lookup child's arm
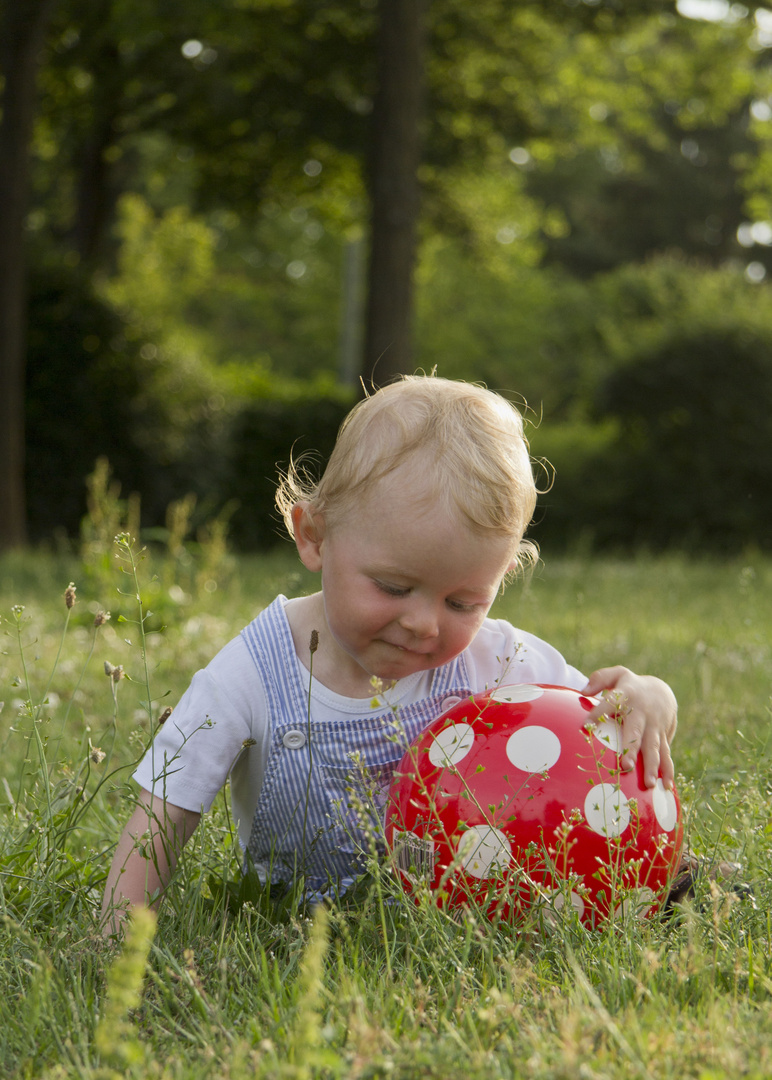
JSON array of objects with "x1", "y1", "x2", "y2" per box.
[
  {"x1": 101, "y1": 787, "x2": 201, "y2": 936},
  {"x1": 582, "y1": 666, "x2": 678, "y2": 791}
]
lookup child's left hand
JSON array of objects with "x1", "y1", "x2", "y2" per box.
[{"x1": 581, "y1": 666, "x2": 677, "y2": 791}]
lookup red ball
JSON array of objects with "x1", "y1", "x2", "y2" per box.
[{"x1": 385, "y1": 684, "x2": 683, "y2": 927}]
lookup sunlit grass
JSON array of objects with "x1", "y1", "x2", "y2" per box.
[{"x1": 0, "y1": 538, "x2": 770, "y2": 1078}]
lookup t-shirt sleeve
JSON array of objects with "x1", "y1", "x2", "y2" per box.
[
  {"x1": 132, "y1": 636, "x2": 264, "y2": 814},
  {"x1": 466, "y1": 618, "x2": 586, "y2": 692}
]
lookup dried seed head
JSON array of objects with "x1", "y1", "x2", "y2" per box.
[
  {"x1": 90, "y1": 745, "x2": 106, "y2": 765},
  {"x1": 309, "y1": 629, "x2": 319, "y2": 655},
  {"x1": 157, "y1": 706, "x2": 173, "y2": 726},
  {"x1": 104, "y1": 661, "x2": 125, "y2": 682},
  {"x1": 94, "y1": 610, "x2": 111, "y2": 627},
  {"x1": 64, "y1": 583, "x2": 77, "y2": 609}
]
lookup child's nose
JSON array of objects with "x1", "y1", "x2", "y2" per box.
[{"x1": 400, "y1": 600, "x2": 440, "y2": 639}]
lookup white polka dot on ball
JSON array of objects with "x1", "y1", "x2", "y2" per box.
[
  {"x1": 652, "y1": 779, "x2": 678, "y2": 831},
  {"x1": 553, "y1": 889, "x2": 586, "y2": 918},
  {"x1": 428, "y1": 723, "x2": 475, "y2": 768},
  {"x1": 584, "y1": 783, "x2": 631, "y2": 838},
  {"x1": 488, "y1": 684, "x2": 544, "y2": 703},
  {"x1": 506, "y1": 725, "x2": 562, "y2": 773},
  {"x1": 615, "y1": 887, "x2": 656, "y2": 920},
  {"x1": 457, "y1": 826, "x2": 512, "y2": 879},
  {"x1": 591, "y1": 717, "x2": 624, "y2": 755},
  {"x1": 538, "y1": 886, "x2": 586, "y2": 922}
]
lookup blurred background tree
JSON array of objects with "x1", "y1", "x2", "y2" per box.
[
  {"x1": 2, "y1": 0, "x2": 772, "y2": 551},
  {"x1": 0, "y1": 0, "x2": 58, "y2": 550}
]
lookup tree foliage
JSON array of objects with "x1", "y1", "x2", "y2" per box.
[{"x1": 6, "y1": 0, "x2": 772, "y2": 548}]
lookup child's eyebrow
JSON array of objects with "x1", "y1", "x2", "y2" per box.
[{"x1": 366, "y1": 560, "x2": 416, "y2": 577}]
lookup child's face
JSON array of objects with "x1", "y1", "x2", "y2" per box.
[{"x1": 295, "y1": 472, "x2": 518, "y2": 697}]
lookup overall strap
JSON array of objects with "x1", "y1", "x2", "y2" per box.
[{"x1": 241, "y1": 596, "x2": 309, "y2": 727}]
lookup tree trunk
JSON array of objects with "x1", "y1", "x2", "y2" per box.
[
  {"x1": 362, "y1": 0, "x2": 426, "y2": 389},
  {"x1": 72, "y1": 37, "x2": 122, "y2": 264},
  {"x1": 0, "y1": 0, "x2": 58, "y2": 550}
]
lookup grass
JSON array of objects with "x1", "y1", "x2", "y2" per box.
[{"x1": 0, "y1": 532, "x2": 771, "y2": 1079}]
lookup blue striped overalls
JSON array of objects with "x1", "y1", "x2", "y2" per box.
[{"x1": 241, "y1": 597, "x2": 473, "y2": 893}]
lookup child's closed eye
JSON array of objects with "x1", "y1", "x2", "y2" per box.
[
  {"x1": 374, "y1": 580, "x2": 410, "y2": 598},
  {"x1": 446, "y1": 598, "x2": 477, "y2": 613}
]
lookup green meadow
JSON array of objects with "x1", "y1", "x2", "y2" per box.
[{"x1": 1, "y1": 535, "x2": 771, "y2": 1079}]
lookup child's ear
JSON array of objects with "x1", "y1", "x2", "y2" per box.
[
  {"x1": 505, "y1": 547, "x2": 524, "y2": 576},
  {"x1": 292, "y1": 503, "x2": 325, "y2": 572}
]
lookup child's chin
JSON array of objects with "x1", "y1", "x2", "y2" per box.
[{"x1": 374, "y1": 654, "x2": 433, "y2": 680}]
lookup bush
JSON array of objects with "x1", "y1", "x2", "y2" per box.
[
  {"x1": 591, "y1": 326, "x2": 772, "y2": 550},
  {"x1": 24, "y1": 267, "x2": 355, "y2": 550},
  {"x1": 25, "y1": 269, "x2": 153, "y2": 541},
  {"x1": 528, "y1": 419, "x2": 622, "y2": 550},
  {"x1": 533, "y1": 325, "x2": 772, "y2": 551},
  {"x1": 225, "y1": 385, "x2": 355, "y2": 550}
]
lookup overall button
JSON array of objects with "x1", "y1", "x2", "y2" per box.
[
  {"x1": 441, "y1": 696, "x2": 462, "y2": 711},
  {"x1": 283, "y1": 730, "x2": 307, "y2": 749}
]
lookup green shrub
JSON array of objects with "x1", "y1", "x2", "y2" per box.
[
  {"x1": 24, "y1": 265, "x2": 354, "y2": 552},
  {"x1": 533, "y1": 324, "x2": 772, "y2": 552},
  {"x1": 590, "y1": 326, "x2": 772, "y2": 550},
  {"x1": 526, "y1": 259, "x2": 772, "y2": 551},
  {"x1": 25, "y1": 268, "x2": 151, "y2": 540},
  {"x1": 225, "y1": 384, "x2": 355, "y2": 550},
  {"x1": 528, "y1": 419, "x2": 622, "y2": 550},
  {"x1": 25, "y1": 268, "x2": 230, "y2": 543}
]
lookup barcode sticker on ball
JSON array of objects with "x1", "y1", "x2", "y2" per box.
[{"x1": 392, "y1": 830, "x2": 437, "y2": 880}]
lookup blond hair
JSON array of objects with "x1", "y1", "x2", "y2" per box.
[{"x1": 276, "y1": 375, "x2": 539, "y2": 569}]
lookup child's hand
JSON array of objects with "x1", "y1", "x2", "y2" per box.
[{"x1": 581, "y1": 666, "x2": 677, "y2": 791}]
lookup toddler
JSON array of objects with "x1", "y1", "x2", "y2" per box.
[{"x1": 102, "y1": 375, "x2": 677, "y2": 930}]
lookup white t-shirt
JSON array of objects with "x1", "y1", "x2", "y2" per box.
[{"x1": 134, "y1": 608, "x2": 585, "y2": 852}]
